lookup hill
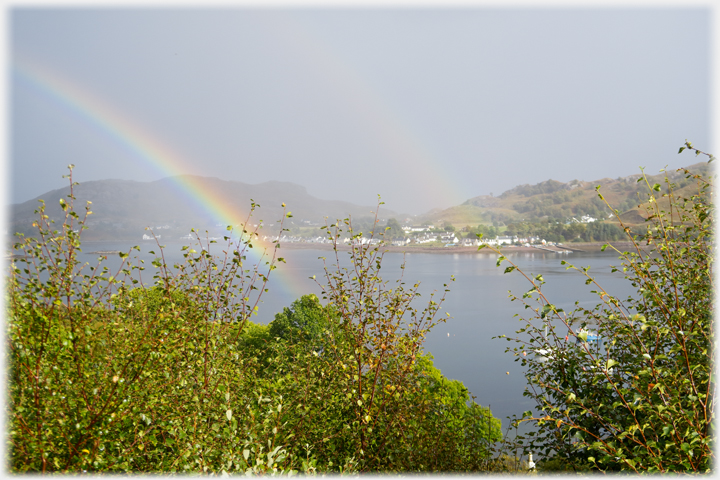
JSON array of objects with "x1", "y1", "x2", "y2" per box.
[
  {"x1": 10, "y1": 163, "x2": 709, "y2": 242},
  {"x1": 9, "y1": 176, "x2": 402, "y2": 241},
  {"x1": 415, "y1": 162, "x2": 711, "y2": 228}
]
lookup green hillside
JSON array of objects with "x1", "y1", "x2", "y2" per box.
[{"x1": 416, "y1": 162, "x2": 710, "y2": 229}]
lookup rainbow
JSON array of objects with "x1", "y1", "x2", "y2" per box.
[
  {"x1": 13, "y1": 15, "x2": 470, "y2": 306},
  {"x1": 267, "y1": 13, "x2": 468, "y2": 207},
  {"x1": 12, "y1": 58, "x2": 313, "y2": 303}
]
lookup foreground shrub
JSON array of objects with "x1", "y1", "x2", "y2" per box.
[
  {"x1": 490, "y1": 143, "x2": 714, "y2": 473},
  {"x1": 235, "y1": 213, "x2": 503, "y2": 472},
  {"x1": 7, "y1": 166, "x2": 297, "y2": 473},
  {"x1": 8, "y1": 166, "x2": 501, "y2": 473}
]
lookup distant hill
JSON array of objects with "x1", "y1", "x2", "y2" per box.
[
  {"x1": 415, "y1": 162, "x2": 711, "y2": 228},
  {"x1": 9, "y1": 176, "x2": 402, "y2": 241},
  {"x1": 10, "y1": 163, "x2": 710, "y2": 242}
]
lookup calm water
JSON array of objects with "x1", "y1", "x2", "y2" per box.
[{"x1": 70, "y1": 241, "x2": 635, "y2": 431}]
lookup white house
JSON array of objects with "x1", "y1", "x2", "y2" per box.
[
  {"x1": 570, "y1": 215, "x2": 597, "y2": 224},
  {"x1": 496, "y1": 235, "x2": 516, "y2": 245},
  {"x1": 403, "y1": 225, "x2": 434, "y2": 232},
  {"x1": 437, "y1": 233, "x2": 459, "y2": 244},
  {"x1": 479, "y1": 237, "x2": 499, "y2": 246}
]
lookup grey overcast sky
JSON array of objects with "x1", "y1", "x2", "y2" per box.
[{"x1": 9, "y1": 6, "x2": 712, "y2": 214}]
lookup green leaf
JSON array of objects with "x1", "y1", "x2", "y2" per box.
[{"x1": 540, "y1": 304, "x2": 553, "y2": 319}]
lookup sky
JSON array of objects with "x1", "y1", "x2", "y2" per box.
[{"x1": 8, "y1": 5, "x2": 713, "y2": 215}]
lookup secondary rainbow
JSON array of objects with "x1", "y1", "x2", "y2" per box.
[{"x1": 267, "y1": 13, "x2": 470, "y2": 208}]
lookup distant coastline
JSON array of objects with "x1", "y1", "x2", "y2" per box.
[
  {"x1": 279, "y1": 241, "x2": 637, "y2": 255},
  {"x1": 6, "y1": 240, "x2": 639, "y2": 257}
]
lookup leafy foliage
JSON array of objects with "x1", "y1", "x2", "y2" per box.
[
  {"x1": 239, "y1": 213, "x2": 504, "y2": 472},
  {"x1": 7, "y1": 167, "x2": 502, "y2": 473},
  {"x1": 489, "y1": 142, "x2": 714, "y2": 473},
  {"x1": 8, "y1": 166, "x2": 293, "y2": 473}
]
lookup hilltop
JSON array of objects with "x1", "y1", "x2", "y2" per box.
[{"x1": 415, "y1": 162, "x2": 711, "y2": 228}]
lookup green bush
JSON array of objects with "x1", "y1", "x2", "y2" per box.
[
  {"x1": 233, "y1": 214, "x2": 503, "y2": 472},
  {"x1": 490, "y1": 142, "x2": 714, "y2": 473},
  {"x1": 7, "y1": 166, "x2": 302, "y2": 473},
  {"x1": 8, "y1": 166, "x2": 502, "y2": 473}
]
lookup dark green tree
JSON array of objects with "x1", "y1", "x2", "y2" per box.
[
  {"x1": 383, "y1": 218, "x2": 405, "y2": 240},
  {"x1": 268, "y1": 294, "x2": 338, "y2": 348}
]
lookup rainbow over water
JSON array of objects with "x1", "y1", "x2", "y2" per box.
[{"x1": 13, "y1": 58, "x2": 312, "y2": 302}]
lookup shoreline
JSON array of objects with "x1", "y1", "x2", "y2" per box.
[
  {"x1": 278, "y1": 241, "x2": 638, "y2": 255},
  {"x1": 28, "y1": 239, "x2": 641, "y2": 256}
]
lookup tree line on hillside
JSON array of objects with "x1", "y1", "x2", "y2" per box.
[
  {"x1": 511, "y1": 192, "x2": 609, "y2": 220},
  {"x1": 375, "y1": 219, "x2": 624, "y2": 244},
  {"x1": 502, "y1": 220, "x2": 626, "y2": 243},
  {"x1": 483, "y1": 162, "x2": 713, "y2": 226}
]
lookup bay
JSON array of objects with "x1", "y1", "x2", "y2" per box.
[{"x1": 73, "y1": 240, "x2": 636, "y2": 431}]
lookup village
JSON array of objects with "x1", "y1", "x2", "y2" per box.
[
  {"x1": 137, "y1": 216, "x2": 602, "y2": 253},
  {"x1": 256, "y1": 224, "x2": 568, "y2": 250}
]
